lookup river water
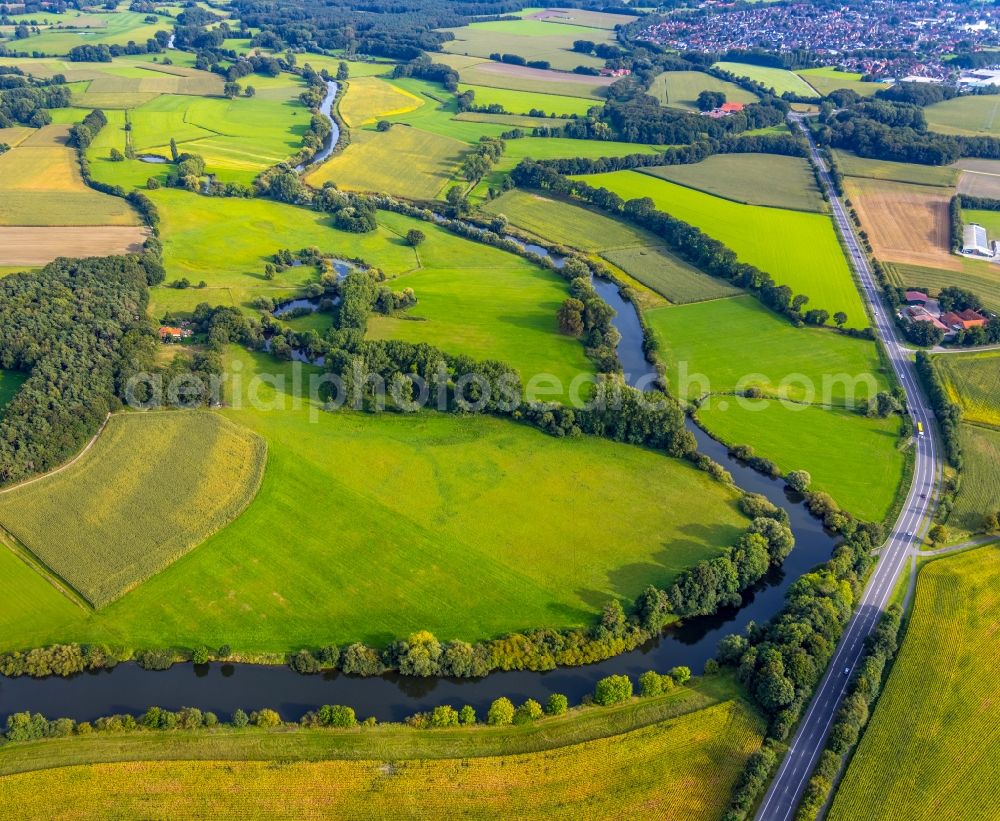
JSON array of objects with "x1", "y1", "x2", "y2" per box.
[
  {"x1": 0, "y1": 221, "x2": 838, "y2": 724},
  {"x1": 295, "y1": 81, "x2": 339, "y2": 172}
]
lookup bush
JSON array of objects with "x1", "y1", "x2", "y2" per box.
[
  {"x1": 513, "y1": 698, "x2": 543, "y2": 724},
  {"x1": 459, "y1": 705, "x2": 477, "y2": 725},
  {"x1": 135, "y1": 649, "x2": 175, "y2": 671},
  {"x1": 487, "y1": 697, "x2": 515, "y2": 726},
  {"x1": 639, "y1": 670, "x2": 664, "y2": 697},
  {"x1": 669, "y1": 666, "x2": 691, "y2": 685},
  {"x1": 430, "y1": 705, "x2": 460, "y2": 727},
  {"x1": 191, "y1": 646, "x2": 210, "y2": 665},
  {"x1": 289, "y1": 649, "x2": 321, "y2": 674},
  {"x1": 250, "y1": 709, "x2": 282, "y2": 728},
  {"x1": 231, "y1": 708, "x2": 249, "y2": 728},
  {"x1": 594, "y1": 674, "x2": 633, "y2": 706},
  {"x1": 546, "y1": 693, "x2": 568, "y2": 715}
]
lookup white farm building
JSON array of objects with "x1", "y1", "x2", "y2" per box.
[{"x1": 962, "y1": 223, "x2": 994, "y2": 258}]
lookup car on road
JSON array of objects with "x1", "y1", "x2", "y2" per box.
[{"x1": 844, "y1": 667, "x2": 850, "y2": 676}]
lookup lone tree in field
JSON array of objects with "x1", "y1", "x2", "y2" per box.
[
  {"x1": 169, "y1": 137, "x2": 178, "y2": 162},
  {"x1": 697, "y1": 90, "x2": 726, "y2": 111},
  {"x1": 405, "y1": 229, "x2": 426, "y2": 247},
  {"x1": 109, "y1": 147, "x2": 124, "y2": 161},
  {"x1": 223, "y1": 81, "x2": 242, "y2": 99},
  {"x1": 557, "y1": 298, "x2": 585, "y2": 337},
  {"x1": 928, "y1": 524, "x2": 948, "y2": 545},
  {"x1": 244, "y1": 85, "x2": 256, "y2": 97},
  {"x1": 834, "y1": 311, "x2": 848, "y2": 327},
  {"x1": 376, "y1": 119, "x2": 391, "y2": 132}
]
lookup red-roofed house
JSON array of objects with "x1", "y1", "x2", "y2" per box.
[
  {"x1": 719, "y1": 102, "x2": 746, "y2": 113},
  {"x1": 159, "y1": 326, "x2": 192, "y2": 341},
  {"x1": 905, "y1": 290, "x2": 929, "y2": 304},
  {"x1": 907, "y1": 306, "x2": 948, "y2": 331},
  {"x1": 941, "y1": 309, "x2": 987, "y2": 331}
]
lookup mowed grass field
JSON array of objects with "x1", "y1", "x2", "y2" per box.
[
  {"x1": 955, "y1": 159, "x2": 1000, "y2": 198},
  {"x1": 645, "y1": 295, "x2": 889, "y2": 403},
  {"x1": 440, "y1": 19, "x2": 610, "y2": 71},
  {"x1": 0, "y1": 124, "x2": 138, "y2": 226},
  {"x1": 3, "y1": 11, "x2": 172, "y2": 54},
  {"x1": 648, "y1": 70, "x2": 758, "y2": 112},
  {"x1": 832, "y1": 149, "x2": 959, "y2": 187},
  {"x1": 0, "y1": 350, "x2": 749, "y2": 651},
  {"x1": 458, "y1": 83, "x2": 597, "y2": 116},
  {"x1": 829, "y1": 547, "x2": 1000, "y2": 821},
  {"x1": 794, "y1": 67, "x2": 886, "y2": 97},
  {"x1": 0, "y1": 412, "x2": 266, "y2": 608},
  {"x1": 434, "y1": 54, "x2": 614, "y2": 101},
  {"x1": 934, "y1": 351, "x2": 1000, "y2": 428},
  {"x1": 697, "y1": 401, "x2": 905, "y2": 522},
  {"x1": 0, "y1": 698, "x2": 763, "y2": 821},
  {"x1": 574, "y1": 171, "x2": 868, "y2": 325},
  {"x1": 950, "y1": 424, "x2": 1000, "y2": 534},
  {"x1": 641, "y1": 153, "x2": 826, "y2": 212},
  {"x1": 845, "y1": 177, "x2": 957, "y2": 271},
  {"x1": 925, "y1": 94, "x2": 1000, "y2": 136},
  {"x1": 483, "y1": 189, "x2": 740, "y2": 303},
  {"x1": 712, "y1": 62, "x2": 819, "y2": 97}
]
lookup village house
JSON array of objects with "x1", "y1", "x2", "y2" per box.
[
  {"x1": 701, "y1": 101, "x2": 746, "y2": 118},
  {"x1": 158, "y1": 325, "x2": 193, "y2": 342},
  {"x1": 941, "y1": 309, "x2": 988, "y2": 331}
]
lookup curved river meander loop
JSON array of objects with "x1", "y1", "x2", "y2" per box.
[{"x1": 0, "y1": 169, "x2": 839, "y2": 724}]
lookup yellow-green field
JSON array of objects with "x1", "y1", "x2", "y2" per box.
[
  {"x1": 951, "y1": 424, "x2": 1000, "y2": 535},
  {"x1": 829, "y1": 547, "x2": 1000, "y2": 821},
  {"x1": 0, "y1": 124, "x2": 138, "y2": 226},
  {"x1": 795, "y1": 67, "x2": 886, "y2": 97},
  {"x1": 0, "y1": 698, "x2": 763, "y2": 821},
  {"x1": 648, "y1": 70, "x2": 758, "y2": 112},
  {"x1": 934, "y1": 351, "x2": 1000, "y2": 428},
  {"x1": 832, "y1": 149, "x2": 959, "y2": 187},
  {"x1": 0, "y1": 412, "x2": 266, "y2": 608},
  {"x1": 339, "y1": 76, "x2": 423, "y2": 127},
  {"x1": 307, "y1": 124, "x2": 468, "y2": 199},
  {"x1": 925, "y1": 94, "x2": 1000, "y2": 137},
  {"x1": 712, "y1": 62, "x2": 819, "y2": 98}
]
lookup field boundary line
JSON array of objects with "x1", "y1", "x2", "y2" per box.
[
  {"x1": 0, "y1": 412, "x2": 110, "y2": 497},
  {"x1": 0, "y1": 525, "x2": 91, "y2": 610}
]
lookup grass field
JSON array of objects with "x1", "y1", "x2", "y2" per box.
[
  {"x1": 458, "y1": 83, "x2": 597, "y2": 116},
  {"x1": 306, "y1": 124, "x2": 468, "y2": 199},
  {"x1": 0, "y1": 350, "x2": 749, "y2": 651},
  {"x1": 829, "y1": 546, "x2": 1000, "y2": 820},
  {"x1": 925, "y1": 94, "x2": 1000, "y2": 137},
  {"x1": 951, "y1": 424, "x2": 1000, "y2": 534},
  {"x1": 0, "y1": 412, "x2": 266, "y2": 608},
  {"x1": 934, "y1": 351, "x2": 1000, "y2": 428},
  {"x1": 3, "y1": 11, "x2": 172, "y2": 54},
  {"x1": 483, "y1": 189, "x2": 739, "y2": 303},
  {"x1": 648, "y1": 71, "x2": 758, "y2": 111},
  {"x1": 435, "y1": 54, "x2": 614, "y2": 101},
  {"x1": 645, "y1": 295, "x2": 889, "y2": 404},
  {"x1": 794, "y1": 67, "x2": 886, "y2": 97},
  {"x1": 339, "y1": 76, "x2": 423, "y2": 127},
  {"x1": 844, "y1": 177, "x2": 956, "y2": 271},
  {"x1": 0, "y1": 124, "x2": 139, "y2": 226},
  {"x1": 697, "y1": 401, "x2": 905, "y2": 521},
  {"x1": 0, "y1": 700, "x2": 762, "y2": 820},
  {"x1": 440, "y1": 20, "x2": 610, "y2": 72},
  {"x1": 574, "y1": 171, "x2": 868, "y2": 325},
  {"x1": 517, "y1": 7, "x2": 638, "y2": 30},
  {"x1": 883, "y1": 260, "x2": 1000, "y2": 314},
  {"x1": 832, "y1": 149, "x2": 960, "y2": 187},
  {"x1": 641, "y1": 153, "x2": 826, "y2": 212},
  {"x1": 712, "y1": 62, "x2": 819, "y2": 98},
  {"x1": 84, "y1": 81, "x2": 310, "y2": 187},
  {"x1": 147, "y1": 192, "x2": 598, "y2": 389}
]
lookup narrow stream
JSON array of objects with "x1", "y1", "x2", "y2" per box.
[
  {"x1": 0, "y1": 226, "x2": 839, "y2": 724},
  {"x1": 295, "y1": 80, "x2": 339, "y2": 172}
]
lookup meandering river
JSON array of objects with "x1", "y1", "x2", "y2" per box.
[{"x1": 0, "y1": 253, "x2": 837, "y2": 722}]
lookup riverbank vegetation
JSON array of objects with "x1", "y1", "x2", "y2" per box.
[{"x1": 0, "y1": 676, "x2": 762, "y2": 820}]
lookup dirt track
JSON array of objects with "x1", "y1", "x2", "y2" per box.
[
  {"x1": 0, "y1": 226, "x2": 149, "y2": 266},
  {"x1": 845, "y1": 177, "x2": 960, "y2": 270}
]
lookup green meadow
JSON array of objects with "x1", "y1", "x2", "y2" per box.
[
  {"x1": 648, "y1": 71, "x2": 758, "y2": 112},
  {"x1": 934, "y1": 350, "x2": 1000, "y2": 428},
  {"x1": 697, "y1": 401, "x2": 905, "y2": 522},
  {"x1": 0, "y1": 349, "x2": 748, "y2": 652},
  {"x1": 925, "y1": 94, "x2": 1000, "y2": 137},
  {"x1": 951, "y1": 424, "x2": 1000, "y2": 535},
  {"x1": 832, "y1": 149, "x2": 959, "y2": 187},
  {"x1": 440, "y1": 20, "x2": 610, "y2": 71},
  {"x1": 712, "y1": 62, "x2": 819, "y2": 98},
  {"x1": 458, "y1": 84, "x2": 597, "y2": 117},
  {"x1": 884, "y1": 260, "x2": 1000, "y2": 314},
  {"x1": 4, "y1": 11, "x2": 172, "y2": 54},
  {"x1": 645, "y1": 295, "x2": 889, "y2": 404},
  {"x1": 573, "y1": 170, "x2": 868, "y2": 325},
  {"x1": 484, "y1": 189, "x2": 739, "y2": 303},
  {"x1": 830, "y1": 547, "x2": 1000, "y2": 821},
  {"x1": 642, "y1": 153, "x2": 826, "y2": 212},
  {"x1": 794, "y1": 67, "x2": 886, "y2": 97}
]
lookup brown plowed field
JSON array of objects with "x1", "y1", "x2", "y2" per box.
[
  {"x1": 845, "y1": 177, "x2": 960, "y2": 270},
  {"x1": 0, "y1": 226, "x2": 148, "y2": 266}
]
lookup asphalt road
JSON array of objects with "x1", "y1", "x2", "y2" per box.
[{"x1": 754, "y1": 118, "x2": 942, "y2": 821}]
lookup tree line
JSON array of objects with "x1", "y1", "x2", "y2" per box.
[{"x1": 0, "y1": 71, "x2": 70, "y2": 128}]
